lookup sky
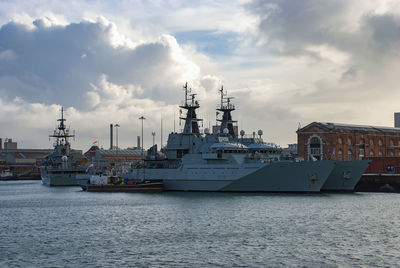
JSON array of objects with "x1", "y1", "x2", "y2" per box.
[{"x1": 0, "y1": 0, "x2": 400, "y2": 150}]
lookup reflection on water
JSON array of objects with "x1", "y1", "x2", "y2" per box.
[{"x1": 1, "y1": 180, "x2": 400, "y2": 267}]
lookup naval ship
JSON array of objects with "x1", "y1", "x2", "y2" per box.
[
  {"x1": 213, "y1": 86, "x2": 370, "y2": 192},
  {"x1": 41, "y1": 108, "x2": 85, "y2": 186},
  {"x1": 124, "y1": 83, "x2": 336, "y2": 192}
]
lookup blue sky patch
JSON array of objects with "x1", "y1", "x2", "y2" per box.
[{"x1": 174, "y1": 30, "x2": 239, "y2": 57}]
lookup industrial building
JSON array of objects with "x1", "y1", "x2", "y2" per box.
[{"x1": 0, "y1": 138, "x2": 53, "y2": 178}]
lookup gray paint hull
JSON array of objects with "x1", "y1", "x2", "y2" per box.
[
  {"x1": 321, "y1": 160, "x2": 370, "y2": 191},
  {"x1": 126, "y1": 160, "x2": 335, "y2": 192},
  {"x1": 40, "y1": 167, "x2": 81, "y2": 186}
]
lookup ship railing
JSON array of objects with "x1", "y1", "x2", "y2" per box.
[
  {"x1": 180, "y1": 100, "x2": 200, "y2": 108},
  {"x1": 217, "y1": 103, "x2": 235, "y2": 110}
]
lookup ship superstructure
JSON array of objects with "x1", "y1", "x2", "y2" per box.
[
  {"x1": 41, "y1": 108, "x2": 85, "y2": 186},
  {"x1": 124, "y1": 83, "x2": 335, "y2": 192}
]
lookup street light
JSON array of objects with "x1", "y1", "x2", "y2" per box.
[
  {"x1": 139, "y1": 116, "x2": 146, "y2": 182},
  {"x1": 139, "y1": 116, "x2": 146, "y2": 156},
  {"x1": 114, "y1": 124, "x2": 120, "y2": 171}
]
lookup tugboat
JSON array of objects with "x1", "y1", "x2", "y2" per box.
[
  {"x1": 123, "y1": 83, "x2": 335, "y2": 192},
  {"x1": 41, "y1": 108, "x2": 85, "y2": 186}
]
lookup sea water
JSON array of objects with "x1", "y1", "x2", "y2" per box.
[{"x1": 1, "y1": 180, "x2": 399, "y2": 267}]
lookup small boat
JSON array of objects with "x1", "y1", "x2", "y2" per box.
[
  {"x1": 84, "y1": 174, "x2": 163, "y2": 193},
  {"x1": 86, "y1": 181, "x2": 164, "y2": 193}
]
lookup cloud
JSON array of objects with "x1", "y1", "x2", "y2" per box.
[
  {"x1": 246, "y1": 0, "x2": 400, "y2": 68},
  {"x1": 0, "y1": 16, "x2": 201, "y2": 109},
  {"x1": 0, "y1": 16, "x2": 210, "y2": 149},
  {"x1": 240, "y1": 0, "x2": 400, "y2": 126}
]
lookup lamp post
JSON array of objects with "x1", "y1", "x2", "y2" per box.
[
  {"x1": 139, "y1": 116, "x2": 146, "y2": 181},
  {"x1": 139, "y1": 116, "x2": 146, "y2": 156},
  {"x1": 114, "y1": 124, "x2": 120, "y2": 172}
]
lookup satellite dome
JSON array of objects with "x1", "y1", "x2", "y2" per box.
[
  {"x1": 240, "y1": 130, "x2": 245, "y2": 137},
  {"x1": 61, "y1": 156, "x2": 68, "y2": 162},
  {"x1": 204, "y1": 128, "x2": 210, "y2": 134},
  {"x1": 223, "y1": 128, "x2": 229, "y2": 134},
  {"x1": 258, "y1": 129, "x2": 263, "y2": 136}
]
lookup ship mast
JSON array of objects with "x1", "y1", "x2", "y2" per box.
[
  {"x1": 217, "y1": 86, "x2": 237, "y2": 137},
  {"x1": 179, "y1": 82, "x2": 203, "y2": 136},
  {"x1": 49, "y1": 107, "x2": 74, "y2": 147}
]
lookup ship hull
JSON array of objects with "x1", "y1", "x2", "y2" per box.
[
  {"x1": 76, "y1": 174, "x2": 91, "y2": 189},
  {"x1": 40, "y1": 167, "x2": 81, "y2": 186},
  {"x1": 125, "y1": 160, "x2": 335, "y2": 192},
  {"x1": 321, "y1": 160, "x2": 371, "y2": 192}
]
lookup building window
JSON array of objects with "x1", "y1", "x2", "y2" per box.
[
  {"x1": 360, "y1": 139, "x2": 364, "y2": 145},
  {"x1": 378, "y1": 151, "x2": 383, "y2": 156},
  {"x1": 338, "y1": 150, "x2": 343, "y2": 160},
  {"x1": 338, "y1": 138, "x2": 342, "y2": 144},
  {"x1": 347, "y1": 138, "x2": 352, "y2": 146},
  {"x1": 309, "y1": 136, "x2": 322, "y2": 160},
  {"x1": 369, "y1": 150, "x2": 374, "y2": 156},
  {"x1": 359, "y1": 148, "x2": 365, "y2": 158},
  {"x1": 398, "y1": 152, "x2": 400, "y2": 157},
  {"x1": 398, "y1": 141, "x2": 400, "y2": 147},
  {"x1": 378, "y1": 139, "x2": 383, "y2": 146},
  {"x1": 390, "y1": 151, "x2": 394, "y2": 157},
  {"x1": 347, "y1": 150, "x2": 352, "y2": 160},
  {"x1": 370, "y1": 139, "x2": 374, "y2": 146},
  {"x1": 390, "y1": 140, "x2": 394, "y2": 147}
]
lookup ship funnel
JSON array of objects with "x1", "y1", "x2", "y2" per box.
[{"x1": 110, "y1": 124, "x2": 113, "y2": 149}]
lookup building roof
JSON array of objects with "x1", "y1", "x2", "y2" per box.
[
  {"x1": 96, "y1": 149, "x2": 144, "y2": 156},
  {"x1": 298, "y1": 122, "x2": 400, "y2": 134}
]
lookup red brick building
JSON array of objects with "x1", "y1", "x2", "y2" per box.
[{"x1": 297, "y1": 122, "x2": 400, "y2": 161}]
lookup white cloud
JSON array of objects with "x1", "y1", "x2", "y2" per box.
[{"x1": 0, "y1": 16, "x2": 208, "y2": 149}]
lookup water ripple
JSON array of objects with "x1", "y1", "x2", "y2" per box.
[{"x1": 1, "y1": 181, "x2": 400, "y2": 267}]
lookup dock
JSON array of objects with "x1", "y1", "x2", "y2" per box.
[{"x1": 355, "y1": 174, "x2": 400, "y2": 193}]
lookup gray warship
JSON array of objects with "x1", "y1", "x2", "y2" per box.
[
  {"x1": 216, "y1": 87, "x2": 369, "y2": 192},
  {"x1": 124, "y1": 83, "x2": 336, "y2": 192},
  {"x1": 41, "y1": 108, "x2": 85, "y2": 186}
]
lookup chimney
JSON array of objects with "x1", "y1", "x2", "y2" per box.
[
  {"x1": 110, "y1": 124, "x2": 113, "y2": 149},
  {"x1": 0, "y1": 138, "x2": 3, "y2": 150},
  {"x1": 137, "y1": 136, "x2": 140, "y2": 149},
  {"x1": 395, "y1": 113, "x2": 400, "y2": 128}
]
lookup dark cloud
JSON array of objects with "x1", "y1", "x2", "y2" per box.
[
  {"x1": 0, "y1": 17, "x2": 196, "y2": 109},
  {"x1": 246, "y1": 0, "x2": 400, "y2": 61}
]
